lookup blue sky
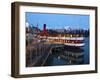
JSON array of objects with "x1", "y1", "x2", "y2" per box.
[{"x1": 25, "y1": 12, "x2": 89, "y2": 30}]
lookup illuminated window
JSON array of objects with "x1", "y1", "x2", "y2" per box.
[{"x1": 70, "y1": 34, "x2": 72, "y2": 37}]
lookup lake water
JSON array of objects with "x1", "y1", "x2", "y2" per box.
[{"x1": 44, "y1": 37, "x2": 89, "y2": 66}]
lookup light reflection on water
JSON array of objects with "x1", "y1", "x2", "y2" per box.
[{"x1": 44, "y1": 37, "x2": 89, "y2": 66}]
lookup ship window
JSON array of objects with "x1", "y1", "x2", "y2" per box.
[{"x1": 70, "y1": 35, "x2": 72, "y2": 37}]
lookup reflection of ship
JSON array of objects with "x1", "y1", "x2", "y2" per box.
[
  {"x1": 38, "y1": 24, "x2": 85, "y2": 47},
  {"x1": 51, "y1": 46, "x2": 84, "y2": 65}
]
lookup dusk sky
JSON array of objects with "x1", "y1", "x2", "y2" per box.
[{"x1": 25, "y1": 12, "x2": 89, "y2": 30}]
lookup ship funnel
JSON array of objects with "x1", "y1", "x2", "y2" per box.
[{"x1": 43, "y1": 24, "x2": 46, "y2": 33}]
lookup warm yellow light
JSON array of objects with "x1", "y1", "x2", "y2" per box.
[
  {"x1": 76, "y1": 34, "x2": 79, "y2": 37},
  {"x1": 70, "y1": 35, "x2": 72, "y2": 37}
]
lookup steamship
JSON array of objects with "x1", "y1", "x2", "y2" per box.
[{"x1": 38, "y1": 24, "x2": 85, "y2": 47}]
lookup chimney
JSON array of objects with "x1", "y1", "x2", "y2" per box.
[{"x1": 43, "y1": 24, "x2": 46, "y2": 33}]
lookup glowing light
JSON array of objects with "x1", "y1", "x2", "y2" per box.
[{"x1": 70, "y1": 35, "x2": 72, "y2": 37}]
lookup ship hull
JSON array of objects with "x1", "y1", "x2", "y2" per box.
[{"x1": 64, "y1": 43, "x2": 85, "y2": 47}]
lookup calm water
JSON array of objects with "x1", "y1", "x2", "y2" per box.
[{"x1": 44, "y1": 37, "x2": 89, "y2": 66}]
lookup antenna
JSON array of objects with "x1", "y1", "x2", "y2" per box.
[{"x1": 36, "y1": 23, "x2": 39, "y2": 33}]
